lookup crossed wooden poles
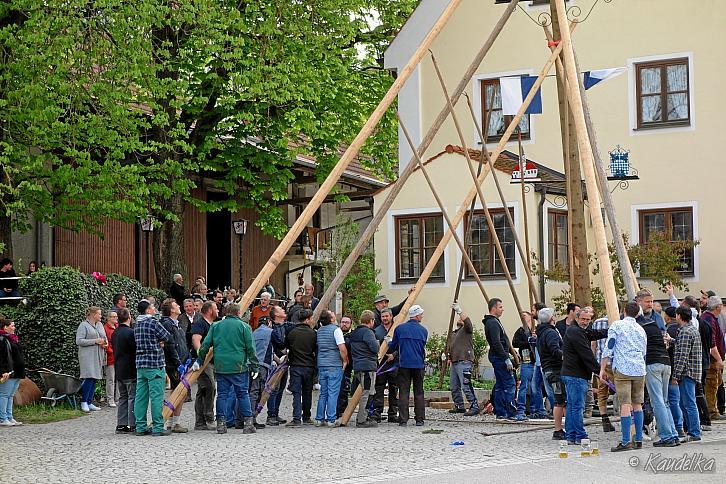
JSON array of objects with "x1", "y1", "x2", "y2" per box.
[{"x1": 164, "y1": 0, "x2": 635, "y2": 424}]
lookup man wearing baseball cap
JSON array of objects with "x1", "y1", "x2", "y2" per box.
[
  {"x1": 390, "y1": 304, "x2": 428, "y2": 426},
  {"x1": 700, "y1": 290, "x2": 716, "y2": 312},
  {"x1": 372, "y1": 286, "x2": 414, "y2": 328}
]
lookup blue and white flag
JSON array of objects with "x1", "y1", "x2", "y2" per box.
[
  {"x1": 583, "y1": 67, "x2": 626, "y2": 90},
  {"x1": 500, "y1": 76, "x2": 542, "y2": 116}
]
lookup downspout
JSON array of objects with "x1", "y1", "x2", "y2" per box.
[{"x1": 537, "y1": 187, "x2": 547, "y2": 303}]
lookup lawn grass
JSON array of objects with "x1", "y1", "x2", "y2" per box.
[{"x1": 12, "y1": 403, "x2": 85, "y2": 424}]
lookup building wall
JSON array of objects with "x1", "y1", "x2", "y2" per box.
[{"x1": 380, "y1": 0, "x2": 726, "y2": 337}]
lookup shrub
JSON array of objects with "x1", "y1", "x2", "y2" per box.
[
  {"x1": 4, "y1": 266, "x2": 163, "y2": 385},
  {"x1": 424, "y1": 329, "x2": 489, "y2": 389}
]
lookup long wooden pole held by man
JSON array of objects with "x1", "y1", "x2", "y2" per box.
[{"x1": 161, "y1": 1, "x2": 464, "y2": 416}]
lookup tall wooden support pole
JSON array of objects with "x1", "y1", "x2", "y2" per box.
[
  {"x1": 439, "y1": 90, "x2": 496, "y2": 389},
  {"x1": 312, "y1": 0, "x2": 521, "y2": 323},
  {"x1": 430, "y1": 53, "x2": 527, "y2": 322},
  {"x1": 544, "y1": 24, "x2": 639, "y2": 302},
  {"x1": 552, "y1": 0, "x2": 619, "y2": 322},
  {"x1": 549, "y1": 5, "x2": 591, "y2": 306},
  {"x1": 236, "y1": 0, "x2": 462, "y2": 313},
  {"x1": 341, "y1": 44, "x2": 564, "y2": 425},
  {"x1": 517, "y1": 132, "x2": 534, "y2": 309},
  {"x1": 397, "y1": 113, "x2": 490, "y2": 302},
  {"x1": 572, "y1": 51, "x2": 640, "y2": 300}
]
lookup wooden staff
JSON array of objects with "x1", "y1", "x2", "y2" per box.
[
  {"x1": 341, "y1": 43, "x2": 565, "y2": 425},
  {"x1": 552, "y1": 0, "x2": 619, "y2": 322},
  {"x1": 397, "y1": 113, "x2": 490, "y2": 302},
  {"x1": 234, "y1": 0, "x2": 462, "y2": 317},
  {"x1": 162, "y1": 350, "x2": 213, "y2": 421},
  {"x1": 543, "y1": 25, "x2": 638, "y2": 301},
  {"x1": 311, "y1": 0, "x2": 521, "y2": 323},
  {"x1": 517, "y1": 131, "x2": 534, "y2": 309},
  {"x1": 429, "y1": 52, "x2": 527, "y2": 322},
  {"x1": 438, "y1": 88, "x2": 496, "y2": 389}
]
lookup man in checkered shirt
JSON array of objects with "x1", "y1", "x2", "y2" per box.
[
  {"x1": 672, "y1": 306, "x2": 703, "y2": 442},
  {"x1": 134, "y1": 299, "x2": 171, "y2": 436}
]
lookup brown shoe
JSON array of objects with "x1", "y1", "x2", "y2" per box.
[{"x1": 172, "y1": 424, "x2": 188, "y2": 433}]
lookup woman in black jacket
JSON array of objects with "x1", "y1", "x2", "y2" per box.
[{"x1": 0, "y1": 317, "x2": 26, "y2": 426}]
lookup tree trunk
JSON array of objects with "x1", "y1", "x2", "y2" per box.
[
  {"x1": 0, "y1": 213, "x2": 13, "y2": 259},
  {"x1": 551, "y1": 3, "x2": 591, "y2": 306},
  {"x1": 152, "y1": 191, "x2": 187, "y2": 290}
]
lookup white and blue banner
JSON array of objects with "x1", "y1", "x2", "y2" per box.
[
  {"x1": 583, "y1": 67, "x2": 626, "y2": 90},
  {"x1": 500, "y1": 76, "x2": 542, "y2": 116}
]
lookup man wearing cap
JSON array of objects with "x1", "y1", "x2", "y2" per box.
[
  {"x1": 484, "y1": 298, "x2": 519, "y2": 421},
  {"x1": 372, "y1": 308, "x2": 399, "y2": 423},
  {"x1": 390, "y1": 304, "x2": 428, "y2": 426},
  {"x1": 133, "y1": 299, "x2": 172, "y2": 436},
  {"x1": 372, "y1": 287, "x2": 414, "y2": 328},
  {"x1": 701, "y1": 290, "x2": 716, "y2": 312},
  {"x1": 701, "y1": 295, "x2": 725, "y2": 421}
]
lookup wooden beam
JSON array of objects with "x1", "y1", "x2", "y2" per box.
[
  {"x1": 279, "y1": 189, "x2": 377, "y2": 206},
  {"x1": 235, "y1": 0, "x2": 465, "y2": 313},
  {"x1": 312, "y1": 0, "x2": 521, "y2": 323},
  {"x1": 341, "y1": 42, "x2": 564, "y2": 425},
  {"x1": 553, "y1": 0, "x2": 619, "y2": 322}
]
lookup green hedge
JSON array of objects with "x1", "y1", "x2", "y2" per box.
[{"x1": 3, "y1": 267, "x2": 165, "y2": 383}]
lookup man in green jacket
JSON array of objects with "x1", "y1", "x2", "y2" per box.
[{"x1": 193, "y1": 303, "x2": 258, "y2": 435}]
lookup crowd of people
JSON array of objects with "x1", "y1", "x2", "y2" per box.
[
  {"x1": 1, "y1": 266, "x2": 724, "y2": 453},
  {"x1": 485, "y1": 285, "x2": 725, "y2": 452}
]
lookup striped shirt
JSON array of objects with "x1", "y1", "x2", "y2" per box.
[{"x1": 593, "y1": 317, "x2": 609, "y2": 364}]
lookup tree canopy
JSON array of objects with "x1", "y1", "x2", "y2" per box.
[{"x1": 1, "y1": 0, "x2": 416, "y2": 280}]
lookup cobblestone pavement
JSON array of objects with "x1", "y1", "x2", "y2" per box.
[{"x1": 2, "y1": 390, "x2": 726, "y2": 483}]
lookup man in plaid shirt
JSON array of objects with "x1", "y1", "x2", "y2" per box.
[
  {"x1": 672, "y1": 306, "x2": 703, "y2": 442},
  {"x1": 134, "y1": 299, "x2": 171, "y2": 436}
]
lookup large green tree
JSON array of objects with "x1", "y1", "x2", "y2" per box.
[{"x1": 1, "y1": 0, "x2": 416, "y2": 284}]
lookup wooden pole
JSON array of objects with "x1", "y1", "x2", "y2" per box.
[
  {"x1": 397, "y1": 113, "x2": 490, "y2": 302},
  {"x1": 517, "y1": 132, "x2": 534, "y2": 309},
  {"x1": 438, "y1": 89, "x2": 496, "y2": 389},
  {"x1": 552, "y1": 0, "x2": 619, "y2": 322},
  {"x1": 544, "y1": 24, "x2": 638, "y2": 301},
  {"x1": 341, "y1": 44, "x2": 565, "y2": 425},
  {"x1": 236, "y1": 0, "x2": 463, "y2": 314},
  {"x1": 312, "y1": 0, "x2": 521, "y2": 323},
  {"x1": 572, "y1": 50, "x2": 640, "y2": 300},
  {"x1": 429, "y1": 52, "x2": 527, "y2": 322}
]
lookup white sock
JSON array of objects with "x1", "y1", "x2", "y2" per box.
[{"x1": 170, "y1": 416, "x2": 178, "y2": 426}]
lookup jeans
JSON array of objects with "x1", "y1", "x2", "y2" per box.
[
  {"x1": 316, "y1": 366, "x2": 343, "y2": 423},
  {"x1": 679, "y1": 376, "x2": 701, "y2": 438},
  {"x1": 216, "y1": 372, "x2": 251, "y2": 424},
  {"x1": 134, "y1": 368, "x2": 166, "y2": 433},
  {"x1": 489, "y1": 355, "x2": 516, "y2": 418},
  {"x1": 289, "y1": 366, "x2": 314, "y2": 422},
  {"x1": 270, "y1": 368, "x2": 288, "y2": 418},
  {"x1": 354, "y1": 370, "x2": 377, "y2": 424},
  {"x1": 194, "y1": 364, "x2": 216, "y2": 427},
  {"x1": 0, "y1": 378, "x2": 21, "y2": 421},
  {"x1": 533, "y1": 365, "x2": 553, "y2": 411},
  {"x1": 451, "y1": 361, "x2": 479, "y2": 411},
  {"x1": 116, "y1": 379, "x2": 136, "y2": 427},
  {"x1": 104, "y1": 364, "x2": 118, "y2": 403},
  {"x1": 561, "y1": 375, "x2": 589, "y2": 441},
  {"x1": 668, "y1": 382, "x2": 683, "y2": 430},
  {"x1": 398, "y1": 368, "x2": 425, "y2": 423},
  {"x1": 516, "y1": 363, "x2": 544, "y2": 416},
  {"x1": 645, "y1": 363, "x2": 677, "y2": 441},
  {"x1": 81, "y1": 378, "x2": 96, "y2": 404}
]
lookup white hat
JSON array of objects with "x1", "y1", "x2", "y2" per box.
[{"x1": 408, "y1": 305, "x2": 424, "y2": 318}]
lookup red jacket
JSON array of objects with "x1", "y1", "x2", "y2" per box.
[
  {"x1": 250, "y1": 305, "x2": 273, "y2": 331},
  {"x1": 104, "y1": 324, "x2": 116, "y2": 365}
]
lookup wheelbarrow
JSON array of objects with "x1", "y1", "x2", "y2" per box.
[{"x1": 37, "y1": 368, "x2": 83, "y2": 409}]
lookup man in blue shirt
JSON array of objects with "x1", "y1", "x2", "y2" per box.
[{"x1": 390, "y1": 305, "x2": 428, "y2": 426}]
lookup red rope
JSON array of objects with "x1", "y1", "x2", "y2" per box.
[{"x1": 547, "y1": 40, "x2": 561, "y2": 47}]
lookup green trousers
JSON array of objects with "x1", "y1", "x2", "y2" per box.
[{"x1": 134, "y1": 368, "x2": 166, "y2": 433}]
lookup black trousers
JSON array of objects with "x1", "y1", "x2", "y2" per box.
[
  {"x1": 372, "y1": 369, "x2": 399, "y2": 420},
  {"x1": 696, "y1": 369, "x2": 711, "y2": 426},
  {"x1": 398, "y1": 368, "x2": 425, "y2": 423},
  {"x1": 194, "y1": 365, "x2": 216, "y2": 427},
  {"x1": 336, "y1": 366, "x2": 352, "y2": 418}
]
